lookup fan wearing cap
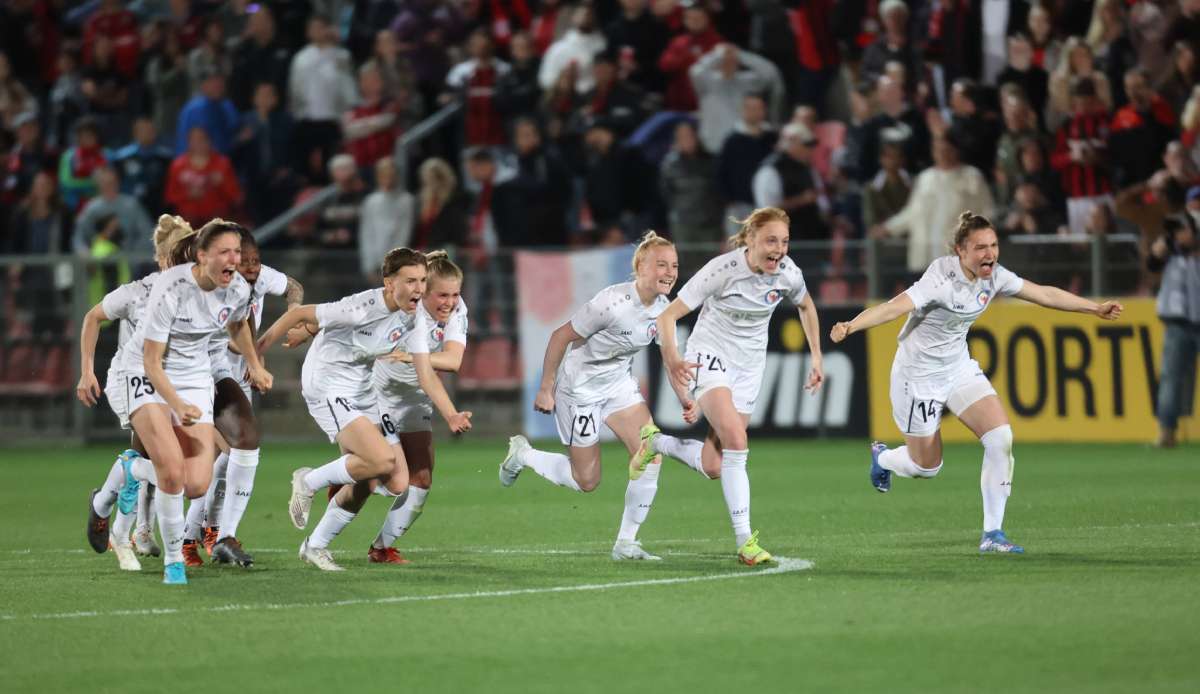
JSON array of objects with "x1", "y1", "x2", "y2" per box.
[{"x1": 752, "y1": 121, "x2": 828, "y2": 240}]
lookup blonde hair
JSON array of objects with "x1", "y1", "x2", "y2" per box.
[
  {"x1": 728, "y1": 207, "x2": 790, "y2": 248},
  {"x1": 1085, "y1": 0, "x2": 1122, "y2": 50},
  {"x1": 425, "y1": 249, "x2": 463, "y2": 284},
  {"x1": 418, "y1": 158, "x2": 457, "y2": 212},
  {"x1": 152, "y1": 214, "x2": 195, "y2": 262},
  {"x1": 631, "y1": 230, "x2": 674, "y2": 274}
]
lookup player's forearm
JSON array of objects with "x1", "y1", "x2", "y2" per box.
[
  {"x1": 284, "y1": 276, "x2": 304, "y2": 309},
  {"x1": 1039, "y1": 285, "x2": 1100, "y2": 314},
  {"x1": 264, "y1": 305, "x2": 318, "y2": 347},
  {"x1": 415, "y1": 355, "x2": 460, "y2": 421},
  {"x1": 538, "y1": 332, "x2": 571, "y2": 391},
  {"x1": 799, "y1": 302, "x2": 823, "y2": 363},
  {"x1": 229, "y1": 321, "x2": 264, "y2": 371},
  {"x1": 656, "y1": 316, "x2": 681, "y2": 364},
  {"x1": 79, "y1": 311, "x2": 105, "y2": 374},
  {"x1": 846, "y1": 300, "x2": 907, "y2": 335},
  {"x1": 428, "y1": 350, "x2": 463, "y2": 373}
]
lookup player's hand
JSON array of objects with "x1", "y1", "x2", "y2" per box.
[
  {"x1": 76, "y1": 371, "x2": 101, "y2": 407},
  {"x1": 380, "y1": 350, "x2": 412, "y2": 364},
  {"x1": 805, "y1": 362, "x2": 824, "y2": 393},
  {"x1": 666, "y1": 356, "x2": 700, "y2": 392},
  {"x1": 174, "y1": 402, "x2": 202, "y2": 426},
  {"x1": 284, "y1": 324, "x2": 315, "y2": 349},
  {"x1": 680, "y1": 398, "x2": 700, "y2": 424},
  {"x1": 830, "y1": 322, "x2": 852, "y2": 343},
  {"x1": 1095, "y1": 301, "x2": 1123, "y2": 320},
  {"x1": 447, "y1": 411, "x2": 472, "y2": 433},
  {"x1": 534, "y1": 388, "x2": 555, "y2": 414},
  {"x1": 249, "y1": 365, "x2": 274, "y2": 392}
]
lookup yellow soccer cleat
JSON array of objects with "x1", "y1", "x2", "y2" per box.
[
  {"x1": 737, "y1": 530, "x2": 775, "y2": 566},
  {"x1": 629, "y1": 423, "x2": 662, "y2": 480}
]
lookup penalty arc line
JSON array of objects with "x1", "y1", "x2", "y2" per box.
[{"x1": 0, "y1": 557, "x2": 814, "y2": 622}]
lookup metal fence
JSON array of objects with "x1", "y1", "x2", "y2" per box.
[{"x1": 0, "y1": 232, "x2": 1149, "y2": 443}]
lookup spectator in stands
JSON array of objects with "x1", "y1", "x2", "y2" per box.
[
  {"x1": 507, "y1": 117, "x2": 571, "y2": 246},
  {"x1": 753, "y1": 122, "x2": 828, "y2": 240},
  {"x1": 111, "y1": 117, "x2": 172, "y2": 216},
  {"x1": 660, "y1": 119, "x2": 723, "y2": 244},
  {"x1": 232, "y1": 81, "x2": 295, "y2": 224},
  {"x1": 539, "y1": 3, "x2": 607, "y2": 96},
  {"x1": 359, "y1": 157, "x2": 415, "y2": 283},
  {"x1": 365, "y1": 29, "x2": 424, "y2": 131},
  {"x1": 3, "y1": 113, "x2": 57, "y2": 206},
  {"x1": 996, "y1": 33, "x2": 1049, "y2": 122},
  {"x1": 1153, "y1": 141, "x2": 1200, "y2": 211},
  {"x1": 48, "y1": 50, "x2": 87, "y2": 149},
  {"x1": 344, "y1": 63, "x2": 403, "y2": 173},
  {"x1": 188, "y1": 16, "x2": 232, "y2": 84},
  {"x1": 874, "y1": 133, "x2": 995, "y2": 273},
  {"x1": 446, "y1": 29, "x2": 510, "y2": 148},
  {"x1": 463, "y1": 146, "x2": 519, "y2": 333},
  {"x1": 716, "y1": 93, "x2": 776, "y2": 231},
  {"x1": 165, "y1": 0, "x2": 204, "y2": 50},
  {"x1": 792, "y1": 104, "x2": 844, "y2": 186},
  {"x1": 496, "y1": 31, "x2": 542, "y2": 123},
  {"x1": 83, "y1": 0, "x2": 141, "y2": 79},
  {"x1": 73, "y1": 166, "x2": 153, "y2": 255},
  {"x1": 86, "y1": 212, "x2": 132, "y2": 303},
  {"x1": 860, "y1": 0, "x2": 916, "y2": 87},
  {"x1": 530, "y1": 0, "x2": 570, "y2": 55},
  {"x1": 994, "y1": 87, "x2": 1048, "y2": 205},
  {"x1": 164, "y1": 126, "x2": 242, "y2": 226},
  {"x1": 289, "y1": 14, "x2": 357, "y2": 173},
  {"x1": 1110, "y1": 68, "x2": 1178, "y2": 191},
  {"x1": 145, "y1": 28, "x2": 191, "y2": 144},
  {"x1": 1015, "y1": 136, "x2": 1065, "y2": 214},
  {"x1": 175, "y1": 67, "x2": 239, "y2": 155},
  {"x1": 658, "y1": 0, "x2": 722, "y2": 112},
  {"x1": 4, "y1": 172, "x2": 70, "y2": 334},
  {"x1": 938, "y1": 79, "x2": 1002, "y2": 182},
  {"x1": 311, "y1": 154, "x2": 365, "y2": 250},
  {"x1": 604, "y1": 0, "x2": 669, "y2": 93},
  {"x1": 574, "y1": 50, "x2": 651, "y2": 138},
  {"x1": 229, "y1": 4, "x2": 291, "y2": 111},
  {"x1": 1048, "y1": 38, "x2": 1112, "y2": 130},
  {"x1": 1002, "y1": 177, "x2": 1066, "y2": 236},
  {"x1": 579, "y1": 118, "x2": 651, "y2": 240},
  {"x1": 391, "y1": 0, "x2": 463, "y2": 108},
  {"x1": 862, "y1": 141, "x2": 911, "y2": 231},
  {"x1": 0, "y1": 53, "x2": 36, "y2": 133},
  {"x1": 1026, "y1": 2, "x2": 1061, "y2": 74},
  {"x1": 1158, "y1": 42, "x2": 1198, "y2": 126},
  {"x1": 81, "y1": 35, "x2": 133, "y2": 142},
  {"x1": 690, "y1": 43, "x2": 783, "y2": 154},
  {"x1": 1148, "y1": 213, "x2": 1200, "y2": 449},
  {"x1": 413, "y1": 157, "x2": 469, "y2": 249},
  {"x1": 1088, "y1": 0, "x2": 1138, "y2": 106},
  {"x1": 857, "y1": 74, "x2": 929, "y2": 183},
  {"x1": 58, "y1": 117, "x2": 107, "y2": 212}
]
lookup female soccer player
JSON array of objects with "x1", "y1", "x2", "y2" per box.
[
  {"x1": 258, "y1": 247, "x2": 472, "y2": 571},
  {"x1": 77, "y1": 215, "x2": 196, "y2": 571},
  {"x1": 180, "y1": 228, "x2": 304, "y2": 569},
  {"x1": 656, "y1": 208, "x2": 825, "y2": 566},
  {"x1": 498, "y1": 232, "x2": 710, "y2": 561},
  {"x1": 119, "y1": 222, "x2": 273, "y2": 584},
  {"x1": 830, "y1": 211, "x2": 1123, "y2": 553},
  {"x1": 367, "y1": 250, "x2": 469, "y2": 564}
]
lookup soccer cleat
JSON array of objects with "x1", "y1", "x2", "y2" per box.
[
  {"x1": 211, "y1": 537, "x2": 254, "y2": 567},
  {"x1": 499, "y1": 435, "x2": 530, "y2": 487},
  {"x1": 289, "y1": 467, "x2": 315, "y2": 529},
  {"x1": 86, "y1": 489, "x2": 110, "y2": 553},
  {"x1": 737, "y1": 530, "x2": 775, "y2": 566},
  {"x1": 979, "y1": 530, "x2": 1025, "y2": 554},
  {"x1": 162, "y1": 561, "x2": 188, "y2": 585},
  {"x1": 299, "y1": 538, "x2": 344, "y2": 571},
  {"x1": 202, "y1": 526, "x2": 219, "y2": 556},
  {"x1": 116, "y1": 450, "x2": 141, "y2": 514},
  {"x1": 181, "y1": 540, "x2": 204, "y2": 567},
  {"x1": 629, "y1": 424, "x2": 661, "y2": 480},
  {"x1": 869, "y1": 442, "x2": 891, "y2": 493},
  {"x1": 611, "y1": 539, "x2": 662, "y2": 561},
  {"x1": 110, "y1": 537, "x2": 141, "y2": 571},
  {"x1": 134, "y1": 527, "x2": 161, "y2": 557},
  {"x1": 368, "y1": 546, "x2": 410, "y2": 565}
]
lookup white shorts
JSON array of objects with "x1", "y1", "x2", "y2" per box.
[
  {"x1": 104, "y1": 367, "x2": 131, "y2": 429},
  {"x1": 890, "y1": 359, "x2": 996, "y2": 437},
  {"x1": 553, "y1": 378, "x2": 644, "y2": 448},
  {"x1": 124, "y1": 371, "x2": 215, "y2": 426},
  {"x1": 305, "y1": 391, "x2": 383, "y2": 444},
  {"x1": 376, "y1": 385, "x2": 434, "y2": 436},
  {"x1": 687, "y1": 348, "x2": 763, "y2": 414}
]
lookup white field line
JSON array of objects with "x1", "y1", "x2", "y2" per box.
[{"x1": 0, "y1": 557, "x2": 814, "y2": 622}]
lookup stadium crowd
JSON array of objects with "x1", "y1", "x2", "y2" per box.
[{"x1": 2, "y1": 0, "x2": 1200, "y2": 291}]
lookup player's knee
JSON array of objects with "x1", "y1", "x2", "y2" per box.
[
  {"x1": 720, "y1": 431, "x2": 748, "y2": 451},
  {"x1": 982, "y1": 424, "x2": 1013, "y2": 456},
  {"x1": 701, "y1": 459, "x2": 722, "y2": 479},
  {"x1": 578, "y1": 476, "x2": 600, "y2": 493},
  {"x1": 183, "y1": 480, "x2": 209, "y2": 499},
  {"x1": 410, "y1": 468, "x2": 432, "y2": 488},
  {"x1": 383, "y1": 478, "x2": 409, "y2": 496},
  {"x1": 232, "y1": 419, "x2": 259, "y2": 450}
]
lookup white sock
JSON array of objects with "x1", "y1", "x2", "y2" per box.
[
  {"x1": 879, "y1": 446, "x2": 942, "y2": 478},
  {"x1": 94, "y1": 459, "x2": 125, "y2": 517},
  {"x1": 112, "y1": 508, "x2": 136, "y2": 546},
  {"x1": 720, "y1": 449, "x2": 751, "y2": 546},
  {"x1": 218, "y1": 448, "x2": 259, "y2": 540},
  {"x1": 655, "y1": 434, "x2": 709, "y2": 478},
  {"x1": 131, "y1": 457, "x2": 158, "y2": 486},
  {"x1": 373, "y1": 484, "x2": 401, "y2": 497},
  {"x1": 308, "y1": 500, "x2": 357, "y2": 549},
  {"x1": 373, "y1": 486, "x2": 428, "y2": 549},
  {"x1": 303, "y1": 455, "x2": 355, "y2": 491},
  {"x1": 183, "y1": 498, "x2": 206, "y2": 541},
  {"x1": 522, "y1": 448, "x2": 583, "y2": 491},
  {"x1": 980, "y1": 425, "x2": 1015, "y2": 533},
  {"x1": 206, "y1": 451, "x2": 229, "y2": 528},
  {"x1": 155, "y1": 490, "x2": 185, "y2": 565},
  {"x1": 617, "y1": 462, "x2": 660, "y2": 541},
  {"x1": 137, "y1": 482, "x2": 156, "y2": 534}
]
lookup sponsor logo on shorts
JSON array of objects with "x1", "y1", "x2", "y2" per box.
[
  {"x1": 976, "y1": 290, "x2": 991, "y2": 307},
  {"x1": 217, "y1": 306, "x2": 232, "y2": 323},
  {"x1": 765, "y1": 289, "x2": 783, "y2": 304}
]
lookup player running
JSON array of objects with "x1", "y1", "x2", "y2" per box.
[
  {"x1": 498, "y1": 232, "x2": 711, "y2": 561},
  {"x1": 257, "y1": 247, "x2": 472, "y2": 571},
  {"x1": 77, "y1": 215, "x2": 196, "y2": 571},
  {"x1": 656, "y1": 208, "x2": 825, "y2": 565},
  {"x1": 830, "y1": 211, "x2": 1123, "y2": 553},
  {"x1": 118, "y1": 222, "x2": 273, "y2": 584}
]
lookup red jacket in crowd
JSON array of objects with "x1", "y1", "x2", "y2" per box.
[
  {"x1": 82, "y1": 5, "x2": 141, "y2": 78},
  {"x1": 657, "y1": 27, "x2": 722, "y2": 111},
  {"x1": 164, "y1": 152, "x2": 243, "y2": 226}
]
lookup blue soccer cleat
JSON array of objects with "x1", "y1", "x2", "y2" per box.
[
  {"x1": 162, "y1": 561, "x2": 188, "y2": 585},
  {"x1": 116, "y1": 450, "x2": 141, "y2": 515},
  {"x1": 869, "y1": 442, "x2": 891, "y2": 493},
  {"x1": 979, "y1": 530, "x2": 1025, "y2": 554}
]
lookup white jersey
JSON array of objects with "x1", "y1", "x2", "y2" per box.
[
  {"x1": 209, "y1": 264, "x2": 290, "y2": 380},
  {"x1": 101, "y1": 272, "x2": 159, "y2": 359},
  {"x1": 897, "y1": 255, "x2": 1025, "y2": 380},
  {"x1": 373, "y1": 299, "x2": 468, "y2": 396},
  {"x1": 678, "y1": 248, "x2": 807, "y2": 360},
  {"x1": 556, "y1": 282, "x2": 669, "y2": 402},
  {"x1": 302, "y1": 287, "x2": 430, "y2": 401},
  {"x1": 119, "y1": 263, "x2": 252, "y2": 388}
]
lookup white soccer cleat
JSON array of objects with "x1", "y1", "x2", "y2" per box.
[
  {"x1": 611, "y1": 539, "x2": 662, "y2": 561},
  {"x1": 499, "y1": 436, "x2": 530, "y2": 487},
  {"x1": 299, "y1": 538, "x2": 344, "y2": 571},
  {"x1": 289, "y1": 467, "x2": 315, "y2": 529},
  {"x1": 133, "y1": 527, "x2": 161, "y2": 557},
  {"x1": 111, "y1": 536, "x2": 142, "y2": 571}
]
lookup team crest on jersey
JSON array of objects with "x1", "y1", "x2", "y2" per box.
[
  {"x1": 388, "y1": 327, "x2": 404, "y2": 343},
  {"x1": 646, "y1": 322, "x2": 658, "y2": 341},
  {"x1": 430, "y1": 325, "x2": 445, "y2": 343},
  {"x1": 765, "y1": 289, "x2": 783, "y2": 304},
  {"x1": 217, "y1": 306, "x2": 232, "y2": 323},
  {"x1": 976, "y1": 290, "x2": 991, "y2": 307}
]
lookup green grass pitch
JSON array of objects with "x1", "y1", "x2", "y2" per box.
[{"x1": 1, "y1": 439, "x2": 1197, "y2": 693}]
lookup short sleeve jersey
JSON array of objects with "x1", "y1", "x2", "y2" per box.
[
  {"x1": 678, "y1": 249, "x2": 807, "y2": 359},
  {"x1": 303, "y1": 288, "x2": 429, "y2": 399},
  {"x1": 120, "y1": 263, "x2": 252, "y2": 387},
  {"x1": 208, "y1": 263, "x2": 290, "y2": 362},
  {"x1": 556, "y1": 282, "x2": 670, "y2": 401},
  {"x1": 101, "y1": 272, "x2": 159, "y2": 353},
  {"x1": 373, "y1": 300, "x2": 469, "y2": 395},
  {"x1": 897, "y1": 255, "x2": 1025, "y2": 380}
]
